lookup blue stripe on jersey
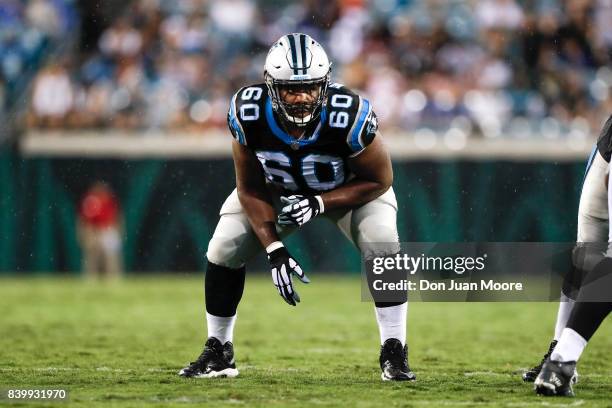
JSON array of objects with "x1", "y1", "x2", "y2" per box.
[
  {"x1": 349, "y1": 98, "x2": 371, "y2": 152},
  {"x1": 229, "y1": 96, "x2": 246, "y2": 145},
  {"x1": 265, "y1": 99, "x2": 326, "y2": 147}
]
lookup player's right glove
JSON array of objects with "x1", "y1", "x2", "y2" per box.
[
  {"x1": 267, "y1": 244, "x2": 310, "y2": 306},
  {"x1": 278, "y1": 195, "x2": 323, "y2": 227}
]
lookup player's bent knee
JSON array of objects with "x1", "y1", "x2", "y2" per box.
[
  {"x1": 357, "y1": 223, "x2": 399, "y2": 245},
  {"x1": 357, "y1": 225, "x2": 400, "y2": 257},
  {"x1": 576, "y1": 213, "x2": 608, "y2": 242},
  {"x1": 207, "y1": 213, "x2": 255, "y2": 269},
  {"x1": 206, "y1": 235, "x2": 245, "y2": 269}
]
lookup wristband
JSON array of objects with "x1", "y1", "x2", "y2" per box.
[
  {"x1": 315, "y1": 195, "x2": 325, "y2": 214},
  {"x1": 266, "y1": 241, "x2": 284, "y2": 254}
]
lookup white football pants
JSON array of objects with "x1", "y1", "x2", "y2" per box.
[
  {"x1": 206, "y1": 187, "x2": 399, "y2": 268},
  {"x1": 577, "y1": 150, "x2": 609, "y2": 243}
]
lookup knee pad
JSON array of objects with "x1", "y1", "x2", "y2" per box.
[
  {"x1": 352, "y1": 201, "x2": 399, "y2": 250},
  {"x1": 207, "y1": 235, "x2": 245, "y2": 269},
  {"x1": 357, "y1": 223, "x2": 400, "y2": 258},
  {"x1": 206, "y1": 214, "x2": 253, "y2": 269},
  {"x1": 361, "y1": 224, "x2": 399, "y2": 245}
]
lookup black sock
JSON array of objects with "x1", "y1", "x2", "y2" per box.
[
  {"x1": 205, "y1": 261, "x2": 246, "y2": 317},
  {"x1": 566, "y1": 302, "x2": 612, "y2": 341},
  {"x1": 374, "y1": 301, "x2": 406, "y2": 308},
  {"x1": 565, "y1": 257, "x2": 612, "y2": 341}
]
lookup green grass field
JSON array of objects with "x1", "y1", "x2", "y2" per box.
[{"x1": 1, "y1": 275, "x2": 612, "y2": 407}]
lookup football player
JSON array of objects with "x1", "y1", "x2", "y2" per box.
[
  {"x1": 528, "y1": 115, "x2": 612, "y2": 396},
  {"x1": 178, "y1": 33, "x2": 414, "y2": 381}
]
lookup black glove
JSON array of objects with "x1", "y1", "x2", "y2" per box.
[{"x1": 267, "y1": 246, "x2": 310, "y2": 306}]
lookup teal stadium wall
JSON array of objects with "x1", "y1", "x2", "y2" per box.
[{"x1": 0, "y1": 146, "x2": 586, "y2": 273}]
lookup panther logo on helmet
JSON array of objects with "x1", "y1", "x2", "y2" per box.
[{"x1": 264, "y1": 33, "x2": 331, "y2": 127}]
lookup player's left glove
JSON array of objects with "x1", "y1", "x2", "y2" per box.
[
  {"x1": 277, "y1": 195, "x2": 324, "y2": 227},
  {"x1": 267, "y1": 244, "x2": 310, "y2": 306}
]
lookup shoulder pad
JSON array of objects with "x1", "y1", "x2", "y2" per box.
[
  {"x1": 325, "y1": 84, "x2": 378, "y2": 155},
  {"x1": 227, "y1": 84, "x2": 267, "y2": 146}
]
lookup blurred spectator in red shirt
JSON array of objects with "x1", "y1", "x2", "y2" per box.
[{"x1": 77, "y1": 182, "x2": 123, "y2": 279}]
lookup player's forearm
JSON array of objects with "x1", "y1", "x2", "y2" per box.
[
  {"x1": 320, "y1": 178, "x2": 391, "y2": 212},
  {"x1": 237, "y1": 188, "x2": 280, "y2": 248}
]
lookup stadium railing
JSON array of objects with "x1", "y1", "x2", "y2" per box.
[{"x1": 20, "y1": 130, "x2": 593, "y2": 161}]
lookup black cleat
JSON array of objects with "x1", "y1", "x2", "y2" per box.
[
  {"x1": 534, "y1": 360, "x2": 576, "y2": 397},
  {"x1": 522, "y1": 340, "x2": 557, "y2": 382},
  {"x1": 379, "y1": 338, "x2": 416, "y2": 381},
  {"x1": 178, "y1": 337, "x2": 239, "y2": 378}
]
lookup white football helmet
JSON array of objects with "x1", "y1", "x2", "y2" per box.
[{"x1": 264, "y1": 33, "x2": 331, "y2": 127}]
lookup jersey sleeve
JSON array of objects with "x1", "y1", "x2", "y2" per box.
[
  {"x1": 346, "y1": 96, "x2": 378, "y2": 157},
  {"x1": 227, "y1": 90, "x2": 248, "y2": 146}
]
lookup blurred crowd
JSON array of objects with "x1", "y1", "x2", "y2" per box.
[
  {"x1": 24, "y1": 0, "x2": 612, "y2": 139},
  {"x1": 0, "y1": 0, "x2": 77, "y2": 113}
]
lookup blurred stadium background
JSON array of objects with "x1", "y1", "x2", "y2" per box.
[
  {"x1": 0, "y1": 0, "x2": 611, "y2": 274},
  {"x1": 3, "y1": 3, "x2": 612, "y2": 406}
]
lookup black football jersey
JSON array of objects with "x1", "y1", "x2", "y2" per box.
[
  {"x1": 596, "y1": 115, "x2": 612, "y2": 162},
  {"x1": 227, "y1": 83, "x2": 378, "y2": 194}
]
